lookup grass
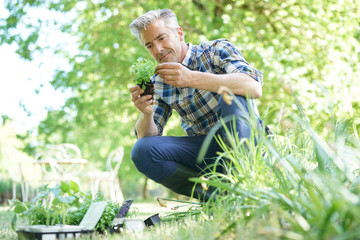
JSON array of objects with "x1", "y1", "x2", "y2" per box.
[
  {"x1": 0, "y1": 201, "x2": 222, "y2": 240},
  {"x1": 0, "y1": 206, "x2": 17, "y2": 240},
  {"x1": 192, "y1": 93, "x2": 360, "y2": 240}
]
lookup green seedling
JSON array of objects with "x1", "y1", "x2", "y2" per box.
[{"x1": 129, "y1": 58, "x2": 156, "y2": 97}]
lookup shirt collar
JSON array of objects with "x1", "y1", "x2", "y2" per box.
[{"x1": 181, "y1": 42, "x2": 195, "y2": 68}]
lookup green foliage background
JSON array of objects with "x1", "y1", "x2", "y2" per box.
[{"x1": 1, "y1": 0, "x2": 359, "y2": 197}]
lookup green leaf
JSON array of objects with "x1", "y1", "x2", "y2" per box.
[
  {"x1": 31, "y1": 190, "x2": 49, "y2": 203},
  {"x1": 49, "y1": 186, "x2": 61, "y2": 197},
  {"x1": 60, "y1": 181, "x2": 70, "y2": 193},
  {"x1": 69, "y1": 180, "x2": 80, "y2": 193},
  {"x1": 14, "y1": 204, "x2": 27, "y2": 214},
  {"x1": 8, "y1": 199, "x2": 23, "y2": 208},
  {"x1": 56, "y1": 195, "x2": 76, "y2": 204},
  {"x1": 11, "y1": 214, "x2": 17, "y2": 231}
]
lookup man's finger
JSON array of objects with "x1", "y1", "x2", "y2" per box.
[
  {"x1": 131, "y1": 88, "x2": 144, "y2": 102},
  {"x1": 135, "y1": 94, "x2": 152, "y2": 105},
  {"x1": 155, "y1": 69, "x2": 175, "y2": 75},
  {"x1": 129, "y1": 85, "x2": 141, "y2": 93},
  {"x1": 155, "y1": 62, "x2": 179, "y2": 70}
]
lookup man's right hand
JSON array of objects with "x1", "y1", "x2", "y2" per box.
[{"x1": 130, "y1": 85, "x2": 154, "y2": 115}]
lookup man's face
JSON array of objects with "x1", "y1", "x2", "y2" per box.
[{"x1": 140, "y1": 20, "x2": 184, "y2": 63}]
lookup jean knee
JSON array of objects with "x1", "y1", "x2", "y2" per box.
[
  {"x1": 218, "y1": 95, "x2": 249, "y2": 118},
  {"x1": 131, "y1": 136, "x2": 179, "y2": 182},
  {"x1": 131, "y1": 137, "x2": 154, "y2": 174}
]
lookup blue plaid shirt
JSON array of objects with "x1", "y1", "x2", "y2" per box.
[{"x1": 152, "y1": 39, "x2": 263, "y2": 136}]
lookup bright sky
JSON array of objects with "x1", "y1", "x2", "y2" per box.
[{"x1": 0, "y1": 1, "x2": 74, "y2": 133}]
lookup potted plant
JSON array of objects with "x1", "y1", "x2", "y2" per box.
[{"x1": 129, "y1": 58, "x2": 156, "y2": 98}]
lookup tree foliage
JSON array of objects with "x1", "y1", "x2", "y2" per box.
[{"x1": 1, "y1": 0, "x2": 359, "y2": 196}]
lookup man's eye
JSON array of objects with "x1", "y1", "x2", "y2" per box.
[
  {"x1": 159, "y1": 36, "x2": 165, "y2": 40},
  {"x1": 146, "y1": 45, "x2": 152, "y2": 49}
]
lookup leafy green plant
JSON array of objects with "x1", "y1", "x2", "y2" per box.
[
  {"x1": 9, "y1": 181, "x2": 83, "y2": 228},
  {"x1": 9, "y1": 181, "x2": 121, "y2": 233},
  {"x1": 95, "y1": 198, "x2": 120, "y2": 233},
  {"x1": 129, "y1": 58, "x2": 156, "y2": 98},
  {"x1": 129, "y1": 58, "x2": 156, "y2": 87}
]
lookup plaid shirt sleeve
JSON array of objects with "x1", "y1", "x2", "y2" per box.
[
  {"x1": 213, "y1": 40, "x2": 263, "y2": 85},
  {"x1": 153, "y1": 96, "x2": 172, "y2": 136}
]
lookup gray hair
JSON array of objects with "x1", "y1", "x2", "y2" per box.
[{"x1": 129, "y1": 9, "x2": 180, "y2": 43}]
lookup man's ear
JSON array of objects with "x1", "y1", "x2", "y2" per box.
[{"x1": 177, "y1": 26, "x2": 184, "y2": 41}]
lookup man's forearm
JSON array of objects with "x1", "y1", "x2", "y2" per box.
[
  {"x1": 190, "y1": 72, "x2": 262, "y2": 98},
  {"x1": 135, "y1": 113, "x2": 159, "y2": 139}
]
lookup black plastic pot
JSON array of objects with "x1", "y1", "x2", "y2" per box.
[
  {"x1": 144, "y1": 213, "x2": 161, "y2": 227},
  {"x1": 138, "y1": 82, "x2": 154, "y2": 99}
]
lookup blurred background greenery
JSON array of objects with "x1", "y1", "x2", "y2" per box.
[{"x1": 0, "y1": 0, "x2": 359, "y2": 202}]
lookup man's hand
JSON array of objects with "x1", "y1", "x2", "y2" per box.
[
  {"x1": 130, "y1": 85, "x2": 154, "y2": 115},
  {"x1": 155, "y1": 62, "x2": 193, "y2": 87},
  {"x1": 155, "y1": 62, "x2": 262, "y2": 98}
]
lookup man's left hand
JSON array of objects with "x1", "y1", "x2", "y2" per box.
[{"x1": 155, "y1": 62, "x2": 192, "y2": 87}]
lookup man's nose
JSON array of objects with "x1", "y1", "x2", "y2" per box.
[{"x1": 154, "y1": 42, "x2": 163, "y2": 54}]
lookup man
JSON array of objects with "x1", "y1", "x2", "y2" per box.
[{"x1": 129, "y1": 9, "x2": 263, "y2": 201}]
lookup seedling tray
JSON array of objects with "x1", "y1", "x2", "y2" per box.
[{"x1": 16, "y1": 225, "x2": 93, "y2": 240}]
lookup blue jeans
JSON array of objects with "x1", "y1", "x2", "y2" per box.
[{"x1": 131, "y1": 95, "x2": 253, "y2": 182}]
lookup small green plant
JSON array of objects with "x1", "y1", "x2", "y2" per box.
[
  {"x1": 129, "y1": 57, "x2": 156, "y2": 97},
  {"x1": 9, "y1": 181, "x2": 121, "y2": 233},
  {"x1": 9, "y1": 181, "x2": 84, "y2": 228}
]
